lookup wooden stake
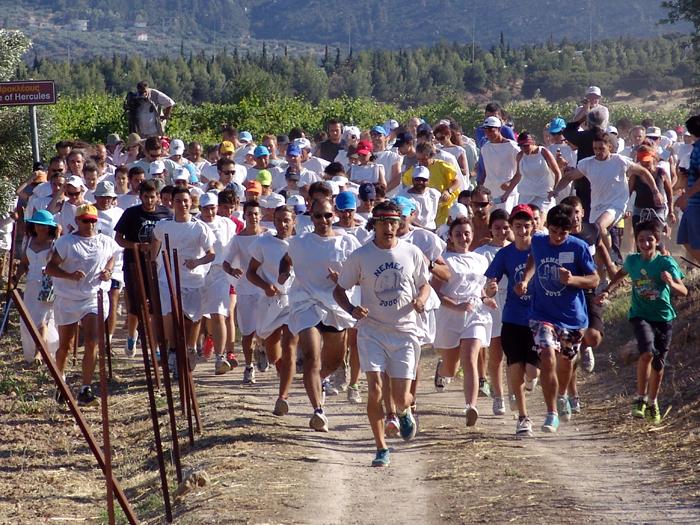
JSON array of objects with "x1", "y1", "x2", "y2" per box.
[
  {"x1": 0, "y1": 219, "x2": 18, "y2": 337},
  {"x1": 12, "y1": 289, "x2": 139, "y2": 525},
  {"x1": 97, "y1": 290, "x2": 115, "y2": 525}
]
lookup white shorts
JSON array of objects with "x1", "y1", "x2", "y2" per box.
[
  {"x1": 416, "y1": 309, "x2": 436, "y2": 346},
  {"x1": 493, "y1": 192, "x2": 518, "y2": 214},
  {"x1": 591, "y1": 204, "x2": 624, "y2": 226},
  {"x1": 518, "y1": 193, "x2": 554, "y2": 214},
  {"x1": 236, "y1": 294, "x2": 259, "y2": 336},
  {"x1": 256, "y1": 294, "x2": 290, "y2": 340},
  {"x1": 159, "y1": 284, "x2": 203, "y2": 322},
  {"x1": 200, "y1": 271, "x2": 231, "y2": 317},
  {"x1": 54, "y1": 293, "x2": 109, "y2": 326},
  {"x1": 357, "y1": 324, "x2": 420, "y2": 380},
  {"x1": 433, "y1": 305, "x2": 491, "y2": 349},
  {"x1": 489, "y1": 304, "x2": 503, "y2": 338}
]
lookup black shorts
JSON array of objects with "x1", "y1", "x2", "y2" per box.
[
  {"x1": 316, "y1": 322, "x2": 344, "y2": 333},
  {"x1": 585, "y1": 293, "x2": 604, "y2": 336},
  {"x1": 631, "y1": 317, "x2": 672, "y2": 368},
  {"x1": 501, "y1": 322, "x2": 539, "y2": 367},
  {"x1": 110, "y1": 278, "x2": 122, "y2": 290}
]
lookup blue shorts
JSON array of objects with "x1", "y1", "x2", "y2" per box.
[{"x1": 677, "y1": 205, "x2": 700, "y2": 250}]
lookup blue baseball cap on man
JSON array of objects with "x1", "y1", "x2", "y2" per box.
[
  {"x1": 239, "y1": 131, "x2": 253, "y2": 143},
  {"x1": 391, "y1": 195, "x2": 417, "y2": 217},
  {"x1": 254, "y1": 145, "x2": 270, "y2": 158},
  {"x1": 286, "y1": 144, "x2": 301, "y2": 157},
  {"x1": 548, "y1": 117, "x2": 567, "y2": 134},
  {"x1": 371, "y1": 125, "x2": 387, "y2": 136},
  {"x1": 335, "y1": 191, "x2": 357, "y2": 211}
]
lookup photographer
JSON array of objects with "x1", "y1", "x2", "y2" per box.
[{"x1": 125, "y1": 81, "x2": 175, "y2": 138}]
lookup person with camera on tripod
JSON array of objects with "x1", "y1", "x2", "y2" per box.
[{"x1": 125, "y1": 81, "x2": 175, "y2": 138}]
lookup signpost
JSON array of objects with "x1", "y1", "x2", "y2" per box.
[{"x1": 0, "y1": 80, "x2": 57, "y2": 163}]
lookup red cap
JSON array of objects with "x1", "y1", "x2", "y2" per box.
[
  {"x1": 509, "y1": 204, "x2": 534, "y2": 220},
  {"x1": 356, "y1": 140, "x2": 373, "y2": 155}
]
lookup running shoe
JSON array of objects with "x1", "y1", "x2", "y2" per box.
[
  {"x1": 569, "y1": 396, "x2": 582, "y2": 414},
  {"x1": 516, "y1": 416, "x2": 533, "y2": 438},
  {"x1": 309, "y1": 409, "x2": 329, "y2": 432},
  {"x1": 202, "y1": 336, "x2": 214, "y2": 360},
  {"x1": 273, "y1": 397, "x2": 289, "y2": 416},
  {"x1": 77, "y1": 386, "x2": 99, "y2": 407},
  {"x1": 372, "y1": 448, "x2": 390, "y2": 467},
  {"x1": 385, "y1": 414, "x2": 400, "y2": 438},
  {"x1": 492, "y1": 396, "x2": 506, "y2": 416},
  {"x1": 465, "y1": 404, "x2": 479, "y2": 427},
  {"x1": 187, "y1": 348, "x2": 198, "y2": 371},
  {"x1": 125, "y1": 336, "x2": 138, "y2": 358},
  {"x1": 631, "y1": 398, "x2": 647, "y2": 419},
  {"x1": 225, "y1": 352, "x2": 239, "y2": 368},
  {"x1": 541, "y1": 412, "x2": 560, "y2": 433},
  {"x1": 509, "y1": 394, "x2": 518, "y2": 412},
  {"x1": 524, "y1": 375, "x2": 538, "y2": 392},
  {"x1": 557, "y1": 395, "x2": 571, "y2": 422},
  {"x1": 434, "y1": 359, "x2": 446, "y2": 391},
  {"x1": 256, "y1": 344, "x2": 269, "y2": 372},
  {"x1": 645, "y1": 401, "x2": 661, "y2": 425},
  {"x1": 346, "y1": 384, "x2": 362, "y2": 404},
  {"x1": 243, "y1": 365, "x2": 256, "y2": 385},
  {"x1": 53, "y1": 387, "x2": 66, "y2": 405},
  {"x1": 398, "y1": 408, "x2": 417, "y2": 441},
  {"x1": 322, "y1": 377, "x2": 338, "y2": 397},
  {"x1": 581, "y1": 346, "x2": 595, "y2": 373},
  {"x1": 215, "y1": 355, "x2": 231, "y2": 375},
  {"x1": 478, "y1": 378, "x2": 491, "y2": 398},
  {"x1": 332, "y1": 365, "x2": 348, "y2": 393}
]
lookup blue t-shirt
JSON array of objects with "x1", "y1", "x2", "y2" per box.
[
  {"x1": 528, "y1": 233, "x2": 597, "y2": 330},
  {"x1": 687, "y1": 139, "x2": 700, "y2": 207},
  {"x1": 485, "y1": 243, "x2": 531, "y2": 326}
]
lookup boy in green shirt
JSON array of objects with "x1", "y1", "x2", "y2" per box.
[{"x1": 596, "y1": 220, "x2": 687, "y2": 424}]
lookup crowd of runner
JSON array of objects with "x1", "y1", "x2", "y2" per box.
[{"x1": 6, "y1": 83, "x2": 699, "y2": 467}]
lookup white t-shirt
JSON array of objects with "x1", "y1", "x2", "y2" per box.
[
  {"x1": 399, "y1": 187, "x2": 441, "y2": 230},
  {"x1": 473, "y1": 243, "x2": 508, "y2": 301},
  {"x1": 480, "y1": 140, "x2": 520, "y2": 194},
  {"x1": 399, "y1": 228, "x2": 446, "y2": 262},
  {"x1": 153, "y1": 217, "x2": 214, "y2": 288},
  {"x1": 518, "y1": 147, "x2": 555, "y2": 195},
  {"x1": 201, "y1": 215, "x2": 236, "y2": 267},
  {"x1": 338, "y1": 239, "x2": 429, "y2": 332},
  {"x1": 97, "y1": 206, "x2": 125, "y2": 282},
  {"x1": 348, "y1": 163, "x2": 383, "y2": 184},
  {"x1": 439, "y1": 250, "x2": 489, "y2": 303},
  {"x1": 547, "y1": 143, "x2": 577, "y2": 169},
  {"x1": 56, "y1": 202, "x2": 79, "y2": 234},
  {"x1": 117, "y1": 193, "x2": 141, "y2": 210},
  {"x1": 226, "y1": 232, "x2": 268, "y2": 295},
  {"x1": 374, "y1": 150, "x2": 401, "y2": 181},
  {"x1": 333, "y1": 222, "x2": 373, "y2": 245},
  {"x1": 250, "y1": 235, "x2": 293, "y2": 294},
  {"x1": 52, "y1": 232, "x2": 118, "y2": 300},
  {"x1": 270, "y1": 167, "x2": 319, "y2": 192},
  {"x1": 576, "y1": 154, "x2": 633, "y2": 212},
  {"x1": 201, "y1": 163, "x2": 246, "y2": 185},
  {"x1": 673, "y1": 143, "x2": 693, "y2": 170},
  {"x1": 302, "y1": 156, "x2": 330, "y2": 177}
]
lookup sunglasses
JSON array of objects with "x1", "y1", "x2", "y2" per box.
[
  {"x1": 313, "y1": 212, "x2": 334, "y2": 220},
  {"x1": 471, "y1": 201, "x2": 490, "y2": 208},
  {"x1": 66, "y1": 191, "x2": 81, "y2": 197},
  {"x1": 78, "y1": 218, "x2": 97, "y2": 224},
  {"x1": 221, "y1": 170, "x2": 236, "y2": 175}
]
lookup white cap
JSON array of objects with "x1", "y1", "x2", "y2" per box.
[
  {"x1": 684, "y1": 130, "x2": 692, "y2": 137},
  {"x1": 412, "y1": 166, "x2": 430, "y2": 180},
  {"x1": 586, "y1": 86, "x2": 602, "y2": 96},
  {"x1": 189, "y1": 186, "x2": 204, "y2": 198},
  {"x1": 244, "y1": 144, "x2": 256, "y2": 156},
  {"x1": 383, "y1": 119, "x2": 399, "y2": 133},
  {"x1": 483, "y1": 116, "x2": 502, "y2": 128},
  {"x1": 174, "y1": 167, "x2": 189, "y2": 181},
  {"x1": 646, "y1": 126, "x2": 662, "y2": 138},
  {"x1": 606, "y1": 125, "x2": 618, "y2": 135},
  {"x1": 287, "y1": 194, "x2": 305, "y2": 206},
  {"x1": 448, "y1": 202, "x2": 470, "y2": 221},
  {"x1": 261, "y1": 193, "x2": 286, "y2": 209},
  {"x1": 94, "y1": 180, "x2": 117, "y2": 198},
  {"x1": 66, "y1": 175, "x2": 85, "y2": 189},
  {"x1": 664, "y1": 130, "x2": 678, "y2": 142},
  {"x1": 332, "y1": 175, "x2": 349, "y2": 186},
  {"x1": 294, "y1": 137, "x2": 312, "y2": 150},
  {"x1": 149, "y1": 160, "x2": 166, "y2": 175},
  {"x1": 343, "y1": 126, "x2": 361, "y2": 140},
  {"x1": 170, "y1": 139, "x2": 185, "y2": 156},
  {"x1": 199, "y1": 192, "x2": 218, "y2": 207},
  {"x1": 326, "y1": 180, "x2": 340, "y2": 196}
]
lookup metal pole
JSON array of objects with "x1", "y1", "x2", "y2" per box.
[
  {"x1": 12, "y1": 289, "x2": 139, "y2": 524},
  {"x1": 29, "y1": 105, "x2": 40, "y2": 164}
]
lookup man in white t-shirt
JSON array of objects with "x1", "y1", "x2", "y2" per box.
[
  {"x1": 45, "y1": 204, "x2": 118, "y2": 407},
  {"x1": 151, "y1": 187, "x2": 215, "y2": 376},
  {"x1": 399, "y1": 166, "x2": 441, "y2": 230},
  {"x1": 271, "y1": 144, "x2": 319, "y2": 192},
  {"x1": 296, "y1": 137, "x2": 330, "y2": 177},
  {"x1": 370, "y1": 125, "x2": 402, "y2": 189},
  {"x1": 480, "y1": 116, "x2": 520, "y2": 212},
  {"x1": 333, "y1": 200, "x2": 430, "y2": 467}
]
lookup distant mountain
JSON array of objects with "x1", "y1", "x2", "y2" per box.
[{"x1": 1, "y1": 0, "x2": 691, "y2": 59}]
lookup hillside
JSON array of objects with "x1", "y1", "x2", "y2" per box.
[{"x1": 0, "y1": 0, "x2": 691, "y2": 59}]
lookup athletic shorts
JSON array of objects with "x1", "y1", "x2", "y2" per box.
[
  {"x1": 677, "y1": 205, "x2": 700, "y2": 250},
  {"x1": 316, "y1": 321, "x2": 344, "y2": 333},
  {"x1": 631, "y1": 317, "x2": 672, "y2": 368},
  {"x1": 54, "y1": 293, "x2": 109, "y2": 326},
  {"x1": 433, "y1": 305, "x2": 491, "y2": 349},
  {"x1": 591, "y1": 204, "x2": 623, "y2": 226},
  {"x1": 529, "y1": 320, "x2": 583, "y2": 361},
  {"x1": 357, "y1": 326, "x2": 419, "y2": 380},
  {"x1": 585, "y1": 293, "x2": 605, "y2": 336},
  {"x1": 159, "y1": 285, "x2": 203, "y2": 322},
  {"x1": 500, "y1": 322, "x2": 539, "y2": 367},
  {"x1": 110, "y1": 278, "x2": 122, "y2": 290},
  {"x1": 236, "y1": 294, "x2": 260, "y2": 336},
  {"x1": 201, "y1": 272, "x2": 231, "y2": 317}
]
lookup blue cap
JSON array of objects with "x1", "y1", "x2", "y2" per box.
[
  {"x1": 26, "y1": 209, "x2": 57, "y2": 227},
  {"x1": 335, "y1": 191, "x2": 357, "y2": 210},
  {"x1": 391, "y1": 195, "x2": 417, "y2": 217},
  {"x1": 394, "y1": 132, "x2": 414, "y2": 148},
  {"x1": 548, "y1": 117, "x2": 566, "y2": 134},
  {"x1": 286, "y1": 144, "x2": 301, "y2": 157},
  {"x1": 239, "y1": 131, "x2": 253, "y2": 142},
  {"x1": 371, "y1": 125, "x2": 387, "y2": 136},
  {"x1": 359, "y1": 182, "x2": 376, "y2": 201},
  {"x1": 254, "y1": 145, "x2": 270, "y2": 158}
]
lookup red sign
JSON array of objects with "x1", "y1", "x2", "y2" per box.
[{"x1": 0, "y1": 80, "x2": 56, "y2": 106}]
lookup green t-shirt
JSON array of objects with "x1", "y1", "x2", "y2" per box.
[{"x1": 623, "y1": 253, "x2": 685, "y2": 322}]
